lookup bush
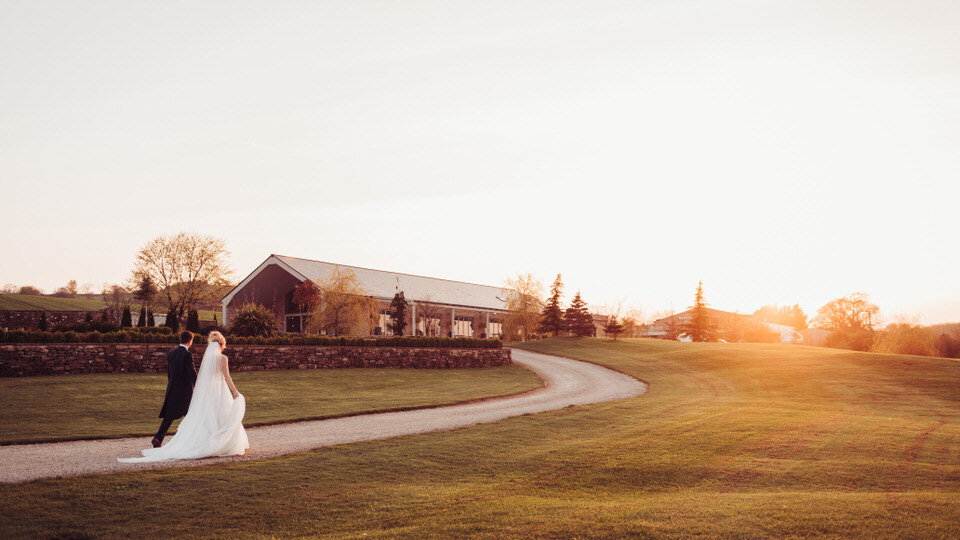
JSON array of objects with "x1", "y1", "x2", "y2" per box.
[
  {"x1": 165, "y1": 309, "x2": 179, "y2": 332},
  {"x1": 38, "y1": 311, "x2": 48, "y2": 332},
  {"x1": 0, "y1": 329, "x2": 501, "y2": 348},
  {"x1": 825, "y1": 328, "x2": 875, "y2": 352},
  {"x1": 120, "y1": 306, "x2": 132, "y2": 328},
  {"x1": 229, "y1": 303, "x2": 278, "y2": 337},
  {"x1": 136, "y1": 306, "x2": 147, "y2": 328},
  {"x1": 17, "y1": 286, "x2": 42, "y2": 295},
  {"x1": 872, "y1": 324, "x2": 936, "y2": 357},
  {"x1": 147, "y1": 311, "x2": 155, "y2": 327},
  {"x1": 186, "y1": 309, "x2": 200, "y2": 332},
  {"x1": 54, "y1": 321, "x2": 119, "y2": 333}
]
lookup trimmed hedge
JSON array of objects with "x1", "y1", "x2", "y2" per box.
[{"x1": 0, "y1": 330, "x2": 502, "y2": 349}]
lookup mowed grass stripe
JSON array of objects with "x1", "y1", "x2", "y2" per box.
[
  {"x1": 1, "y1": 338, "x2": 958, "y2": 538},
  {"x1": 0, "y1": 365, "x2": 543, "y2": 444}
]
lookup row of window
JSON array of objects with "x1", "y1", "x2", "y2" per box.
[{"x1": 286, "y1": 312, "x2": 502, "y2": 338}]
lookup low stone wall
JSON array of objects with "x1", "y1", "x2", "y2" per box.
[{"x1": 0, "y1": 343, "x2": 512, "y2": 377}]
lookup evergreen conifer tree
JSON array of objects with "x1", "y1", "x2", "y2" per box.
[
  {"x1": 564, "y1": 291, "x2": 594, "y2": 337},
  {"x1": 389, "y1": 292, "x2": 408, "y2": 336},
  {"x1": 604, "y1": 315, "x2": 624, "y2": 340},
  {"x1": 137, "y1": 306, "x2": 147, "y2": 327},
  {"x1": 147, "y1": 310, "x2": 155, "y2": 327},
  {"x1": 39, "y1": 311, "x2": 48, "y2": 331},
  {"x1": 84, "y1": 313, "x2": 93, "y2": 324},
  {"x1": 683, "y1": 281, "x2": 717, "y2": 342},
  {"x1": 538, "y1": 274, "x2": 564, "y2": 336},
  {"x1": 120, "y1": 306, "x2": 132, "y2": 328},
  {"x1": 186, "y1": 309, "x2": 200, "y2": 332},
  {"x1": 165, "y1": 309, "x2": 179, "y2": 332}
]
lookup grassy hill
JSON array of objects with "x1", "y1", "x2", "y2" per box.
[
  {"x1": 0, "y1": 293, "x2": 219, "y2": 320},
  {"x1": 0, "y1": 293, "x2": 109, "y2": 312},
  {"x1": 1, "y1": 338, "x2": 957, "y2": 537}
]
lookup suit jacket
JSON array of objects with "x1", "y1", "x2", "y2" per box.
[{"x1": 158, "y1": 345, "x2": 198, "y2": 420}]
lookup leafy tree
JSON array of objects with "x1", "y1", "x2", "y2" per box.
[
  {"x1": 934, "y1": 333, "x2": 960, "y2": 359},
  {"x1": 503, "y1": 273, "x2": 544, "y2": 341},
  {"x1": 137, "y1": 306, "x2": 147, "y2": 327},
  {"x1": 564, "y1": 291, "x2": 594, "y2": 337},
  {"x1": 186, "y1": 309, "x2": 200, "y2": 332},
  {"x1": 538, "y1": 274, "x2": 565, "y2": 336},
  {"x1": 813, "y1": 292, "x2": 879, "y2": 331},
  {"x1": 120, "y1": 306, "x2": 133, "y2": 328},
  {"x1": 683, "y1": 281, "x2": 717, "y2": 342},
  {"x1": 872, "y1": 323, "x2": 935, "y2": 357},
  {"x1": 292, "y1": 280, "x2": 321, "y2": 312},
  {"x1": 165, "y1": 309, "x2": 179, "y2": 332},
  {"x1": 17, "y1": 285, "x2": 42, "y2": 295},
  {"x1": 389, "y1": 291, "x2": 408, "y2": 336},
  {"x1": 604, "y1": 315, "x2": 624, "y2": 340},
  {"x1": 754, "y1": 304, "x2": 808, "y2": 330},
  {"x1": 147, "y1": 310, "x2": 155, "y2": 327},
  {"x1": 229, "y1": 303, "x2": 278, "y2": 337},
  {"x1": 38, "y1": 311, "x2": 48, "y2": 331},
  {"x1": 305, "y1": 267, "x2": 378, "y2": 336},
  {"x1": 131, "y1": 233, "x2": 232, "y2": 317},
  {"x1": 133, "y1": 275, "x2": 157, "y2": 314},
  {"x1": 52, "y1": 280, "x2": 78, "y2": 298}
]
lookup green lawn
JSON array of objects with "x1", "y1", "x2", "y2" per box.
[
  {"x1": 0, "y1": 366, "x2": 542, "y2": 445},
  {"x1": 0, "y1": 293, "x2": 218, "y2": 320},
  {"x1": 2, "y1": 338, "x2": 959, "y2": 538}
]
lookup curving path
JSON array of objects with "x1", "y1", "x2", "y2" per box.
[{"x1": 0, "y1": 349, "x2": 646, "y2": 484}]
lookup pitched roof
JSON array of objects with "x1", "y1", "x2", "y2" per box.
[{"x1": 271, "y1": 254, "x2": 509, "y2": 311}]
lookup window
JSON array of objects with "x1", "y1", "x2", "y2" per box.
[
  {"x1": 487, "y1": 319, "x2": 503, "y2": 338},
  {"x1": 378, "y1": 310, "x2": 394, "y2": 336},
  {"x1": 453, "y1": 316, "x2": 474, "y2": 338},
  {"x1": 417, "y1": 316, "x2": 441, "y2": 337}
]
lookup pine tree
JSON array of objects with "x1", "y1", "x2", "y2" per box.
[
  {"x1": 683, "y1": 281, "x2": 717, "y2": 342},
  {"x1": 120, "y1": 306, "x2": 132, "y2": 328},
  {"x1": 38, "y1": 311, "x2": 48, "y2": 331},
  {"x1": 604, "y1": 315, "x2": 624, "y2": 340},
  {"x1": 538, "y1": 274, "x2": 564, "y2": 336},
  {"x1": 84, "y1": 313, "x2": 93, "y2": 324},
  {"x1": 186, "y1": 309, "x2": 200, "y2": 332},
  {"x1": 389, "y1": 292, "x2": 408, "y2": 336},
  {"x1": 165, "y1": 309, "x2": 179, "y2": 332},
  {"x1": 147, "y1": 310, "x2": 155, "y2": 327},
  {"x1": 564, "y1": 291, "x2": 594, "y2": 337},
  {"x1": 137, "y1": 306, "x2": 147, "y2": 327}
]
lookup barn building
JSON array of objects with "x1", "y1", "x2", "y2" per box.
[{"x1": 222, "y1": 254, "x2": 509, "y2": 338}]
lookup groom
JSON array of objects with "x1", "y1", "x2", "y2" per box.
[{"x1": 152, "y1": 331, "x2": 198, "y2": 448}]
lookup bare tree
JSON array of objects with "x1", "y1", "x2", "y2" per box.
[
  {"x1": 52, "y1": 280, "x2": 78, "y2": 298},
  {"x1": 0, "y1": 284, "x2": 16, "y2": 294},
  {"x1": 131, "y1": 233, "x2": 232, "y2": 316},
  {"x1": 101, "y1": 284, "x2": 128, "y2": 323},
  {"x1": 503, "y1": 273, "x2": 544, "y2": 341},
  {"x1": 414, "y1": 294, "x2": 444, "y2": 337},
  {"x1": 79, "y1": 282, "x2": 94, "y2": 295},
  {"x1": 813, "y1": 292, "x2": 880, "y2": 331}
]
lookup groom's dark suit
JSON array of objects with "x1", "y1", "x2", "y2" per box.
[{"x1": 155, "y1": 344, "x2": 197, "y2": 443}]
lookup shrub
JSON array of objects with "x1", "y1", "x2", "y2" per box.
[
  {"x1": 165, "y1": 309, "x2": 179, "y2": 332},
  {"x1": 186, "y1": 309, "x2": 200, "y2": 332},
  {"x1": 136, "y1": 306, "x2": 147, "y2": 328},
  {"x1": 120, "y1": 306, "x2": 133, "y2": 328},
  {"x1": 229, "y1": 303, "x2": 278, "y2": 337},
  {"x1": 872, "y1": 324, "x2": 936, "y2": 357},
  {"x1": 0, "y1": 329, "x2": 501, "y2": 348},
  {"x1": 17, "y1": 285, "x2": 42, "y2": 295},
  {"x1": 147, "y1": 311, "x2": 155, "y2": 327},
  {"x1": 825, "y1": 328, "x2": 875, "y2": 352},
  {"x1": 38, "y1": 311, "x2": 48, "y2": 332}
]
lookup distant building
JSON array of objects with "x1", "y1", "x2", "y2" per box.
[
  {"x1": 642, "y1": 308, "x2": 804, "y2": 343},
  {"x1": 222, "y1": 254, "x2": 509, "y2": 338}
]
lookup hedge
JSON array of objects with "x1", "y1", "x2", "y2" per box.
[{"x1": 0, "y1": 330, "x2": 502, "y2": 349}]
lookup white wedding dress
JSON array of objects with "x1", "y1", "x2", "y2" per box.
[{"x1": 119, "y1": 342, "x2": 249, "y2": 463}]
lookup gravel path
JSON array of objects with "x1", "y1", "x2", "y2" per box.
[{"x1": 0, "y1": 349, "x2": 646, "y2": 484}]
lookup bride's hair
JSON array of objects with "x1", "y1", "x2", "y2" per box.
[{"x1": 208, "y1": 331, "x2": 226, "y2": 349}]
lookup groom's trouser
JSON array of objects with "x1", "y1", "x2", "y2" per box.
[{"x1": 155, "y1": 417, "x2": 175, "y2": 442}]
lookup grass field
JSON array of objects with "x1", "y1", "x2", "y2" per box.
[
  {"x1": 2, "y1": 338, "x2": 958, "y2": 538},
  {"x1": 0, "y1": 365, "x2": 542, "y2": 445},
  {"x1": 0, "y1": 293, "x2": 218, "y2": 320}
]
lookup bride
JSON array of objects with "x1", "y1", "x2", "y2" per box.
[{"x1": 119, "y1": 331, "x2": 249, "y2": 463}]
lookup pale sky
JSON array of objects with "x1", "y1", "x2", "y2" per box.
[{"x1": 2, "y1": 0, "x2": 958, "y2": 324}]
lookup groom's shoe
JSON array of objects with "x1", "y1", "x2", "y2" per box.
[{"x1": 151, "y1": 437, "x2": 162, "y2": 448}]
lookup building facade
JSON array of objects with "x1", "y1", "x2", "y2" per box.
[{"x1": 222, "y1": 255, "x2": 509, "y2": 338}]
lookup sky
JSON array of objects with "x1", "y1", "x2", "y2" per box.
[{"x1": 1, "y1": 0, "x2": 958, "y2": 324}]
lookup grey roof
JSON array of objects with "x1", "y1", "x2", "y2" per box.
[{"x1": 273, "y1": 254, "x2": 509, "y2": 311}]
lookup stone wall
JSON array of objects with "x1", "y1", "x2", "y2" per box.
[
  {"x1": 0, "y1": 343, "x2": 512, "y2": 377},
  {"x1": 0, "y1": 310, "x2": 106, "y2": 331}
]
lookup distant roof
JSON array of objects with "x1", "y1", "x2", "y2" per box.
[{"x1": 269, "y1": 254, "x2": 510, "y2": 311}]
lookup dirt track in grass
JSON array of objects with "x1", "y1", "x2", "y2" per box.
[{"x1": 0, "y1": 349, "x2": 646, "y2": 483}]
